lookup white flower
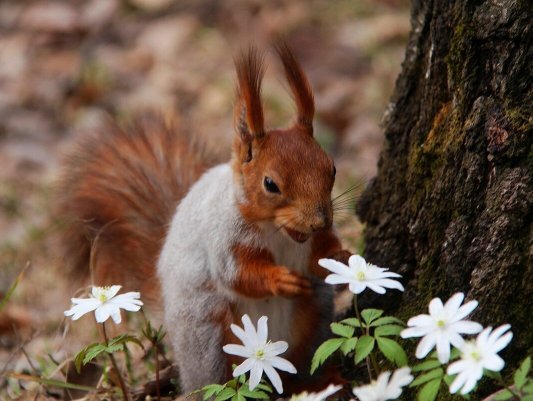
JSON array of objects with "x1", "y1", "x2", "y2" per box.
[
  {"x1": 64, "y1": 285, "x2": 143, "y2": 324},
  {"x1": 447, "y1": 324, "x2": 513, "y2": 395},
  {"x1": 352, "y1": 367, "x2": 413, "y2": 401},
  {"x1": 222, "y1": 314, "x2": 296, "y2": 394},
  {"x1": 318, "y1": 255, "x2": 404, "y2": 295},
  {"x1": 290, "y1": 384, "x2": 342, "y2": 401},
  {"x1": 400, "y1": 292, "x2": 483, "y2": 363}
]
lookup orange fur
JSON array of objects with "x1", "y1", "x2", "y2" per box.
[
  {"x1": 232, "y1": 244, "x2": 312, "y2": 298},
  {"x1": 309, "y1": 229, "x2": 350, "y2": 278},
  {"x1": 275, "y1": 42, "x2": 315, "y2": 132},
  {"x1": 56, "y1": 115, "x2": 217, "y2": 309}
]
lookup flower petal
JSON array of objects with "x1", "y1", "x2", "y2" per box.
[
  {"x1": 452, "y1": 300, "x2": 478, "y2": 322},
  {"x1": 249, "y1": 362, "x2": 263, "y2": 391},
  {"x1": 453, "y1": 320, "x2": 483, "y2": 335},
  {"x1": 257, "y1": 316, "x2": 268, "y2": 344},
  {"x1": 436, "y1": 333, "x2": 451, "y2": 363},
  {"x1": 401, "y1": 326, "x2": 431, "y2": 339},
  {"x1": 443, "y1": 293, "x2": 465, "y2": 317},
  {"x1": 449, "y1": 370, "x2": 469, "y2": 394},
  {"x1": 325, "y1": 274, "x2": 350, "y2": 285},
  {"x1": 64, "y1": 299, "x2": 100, "y2": 320},
  {"x1": 110, "y1": 310, "x2": 122, "y2": 324},
  {"x1": 483, "y1": 354, "x2": 505, "y2": 372},
  {"x1": 230, "y1": 323, "x2": 253, "y2": 348},
  {"x1": 269, "y1": 356, "x2": 296, "y2": 374},
  {"x1": 263, "y1": 363, "x2": 283, "y2": 394},
  {"x1": 265, "y1": 341, "x2": 288, "y2": 356},
  {"x1": 349, "y1": 281, "x2": 366, "y2": 294},
  {"x1": 415, "y1": 334, "x2": 436, "y2": 359},
  {"x1": 94, "y1": 304, "x2": 116, "y2": 323},
  {"x1": 429, "y1": 297, "x2": 444, "y2": 317},
  {"x1": 319, "y1": 259, "x2": 353, "y2": 277},
  {"x1": 223, "y1": 344, "x2": 251, "y2": 358},
  {"x1": 373, "y1": 278, "x2": 404, "y2": 291},
  {"x1": 406, "y1": 314, "x2": 433, "y2": 328},
  {"x1": 242, "y1": 315, "x2": 259, "y2": 347},
  {"x1": 348, "y1": 255, "x2": 366, "y2": 270},
  {"x1": 233, "y1": 358, "x2": 255, "y2": 377},
  {"x1": 365, "y1": 282, "x2": 386, "y2": 294},
  {"x1": 460, "y1": 370, "x2": 481, "y2": 394}
]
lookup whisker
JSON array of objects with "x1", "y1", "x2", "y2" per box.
[{"x1": 331, "y1": 182, "x2": 364, "y2": 202}]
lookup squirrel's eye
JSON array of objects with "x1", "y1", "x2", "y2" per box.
[
  {"x1": 264, "y1": 177, "x2": 281, "y2": 194},
  {"x1": 333, "y1": 166, "x2": 336, "y2": 177}
]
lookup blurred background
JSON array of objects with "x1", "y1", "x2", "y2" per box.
[{"x1": 0, "y1": 0, "x2": 410, "y2": 398}]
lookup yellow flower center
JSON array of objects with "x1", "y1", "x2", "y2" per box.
[
  {"x1": 437, "y1": 319, "x2": 446, "y2": 328},
  {"x1": 255, "y1": 349, "x2": 265, "y2": 360},
  {"x1": 356, "y1": 271, "x2": 366, "y2": 281},
  {"x1": 470, "y1": 351, "x2": 482, "y2": 361}
]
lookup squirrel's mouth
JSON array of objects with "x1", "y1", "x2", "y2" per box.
[{"x1": 284, "y1": 227, "x2": 311, "y2": 243}]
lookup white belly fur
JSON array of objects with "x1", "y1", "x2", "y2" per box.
[{"x1": 235, "y1": 223, "x2": 312, "y2": 346}]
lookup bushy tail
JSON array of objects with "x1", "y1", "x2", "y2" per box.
[{"x1": 55, "y1": 115, "x2": 217, "y2": 309}]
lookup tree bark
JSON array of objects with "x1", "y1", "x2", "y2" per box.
[{"x1": 356, "y1": 0, "x2": 532, "y2": 381}]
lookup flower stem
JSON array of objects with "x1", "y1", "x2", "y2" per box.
[
  {"x1": 102, "y1": 323, "x2": 130, "y2": 401},
  {"x1": 354, "y1": 295, "x2": 377, "y2": 380},
  {"x1": 494, "y1": 373, "x2": 521, "y2": 400}
]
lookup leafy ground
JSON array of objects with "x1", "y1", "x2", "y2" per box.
[{"x1": 0, "y1": 0, "x2": 410, "y2": 399}]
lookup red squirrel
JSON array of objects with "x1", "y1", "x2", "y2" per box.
[{"x1": 58, "y1": 43, "x2": 352, "y2": 393}]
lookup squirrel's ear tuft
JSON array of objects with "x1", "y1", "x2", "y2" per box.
[
  {"x1": 234, "y1": 46, "x2": 265, "y2": 162},
  {"x1": 275, "y1": 41, "x2": 314, "y2": 136}
]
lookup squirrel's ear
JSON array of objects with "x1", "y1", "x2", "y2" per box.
[
  {"x1": 275, "y1": 41, "x2": 314, "y2": 136},
  {"x1": 233, "y1": 46, "x2": 266, "y2": 163}
]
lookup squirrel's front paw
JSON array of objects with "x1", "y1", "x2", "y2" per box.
[
  {"x1": 327, "y1": 249, "x2": 352, "y2": 265},
  {"x1": 271, "y1": 266, "x2": 312, "y2": 297}
]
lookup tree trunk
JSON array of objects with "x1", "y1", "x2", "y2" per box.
[{"x1": 356, "y1": 0, "x2": 532, "y2": 377}]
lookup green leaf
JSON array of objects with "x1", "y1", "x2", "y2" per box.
[
  {"x1": 376, "y1": 337, "x2": 408, "y2": 367},
  {"x1": 361, "y1": 309, "x2": 384, "y2": 325},
  {"x1": 83, "y1": 344, "x2": 107, "y2": 366},
  {"x1": 214, "y1": 387, "x2": 236, "y2": 401},
  {"x1": 522, "y1": 395, "x2": 533, "y2": 401},
  {"x1": 412, "y1": 359, "x2": 442, "y2": 372},
  {"x1": 108, "y1": 334, "x2": 144, "y2": 349},
  {"x1": 74, "y1": 342, "x2": 106, "y2": 372},
  {"x1": 370, "y1": 316, "x2": 405, "y2": 327},
  {"x1": 374, "y1": 324, "x2": 404, "y2": 337},
  {"x1": 310, "y1": 338, "x2": 345, "y2": 374},
  {"x1": 238, "y1": 386, "x2": 269, "y2": 400},
  {"x1": 105, "y1": 343, "x2": 124, "y2": 354},
  {"x1": 417, "y1": 378, "x2": 441, "y2": 401},
  {"x1": 355, "y1": 335, "x2": 375, "y2": 364},
  {"x1": 330, "y1": 323, "x2": 355, "y2": 338},
  {"x1": 493, "y1": 389, "x2": 515, "y2": 400},
  {"x1": 202, "y1": 384, "x2": 225, "y2": 400},
  {"x1": 524, "y1": 379, "x2": 533, "y2": 393},
  {"x1": 341, "y1": 317, "x2": 362, "y2": 327},
  {"x1": 410, "y1": 369, "x2": 444, "y2": 387},
  {"x1": 236, "y1": 393, "x2": 245, "y2": 401},
  {"x1": 515, "y1": 356, "x2": 531, "y2": 390},
  {"x1": 340, "y1": 337, "x2": 358, "y2": 355},
  {"x1": 255, "y1": 383, "x2": 273, "y2": 393}
]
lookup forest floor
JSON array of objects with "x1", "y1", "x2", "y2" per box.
[{"x1": 0, "y1": 0, "x2": 410, "y2": 399}]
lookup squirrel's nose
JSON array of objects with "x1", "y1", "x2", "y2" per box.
[{"x1": 310, "y1": 206, "x2": 332, "y2": 232}]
